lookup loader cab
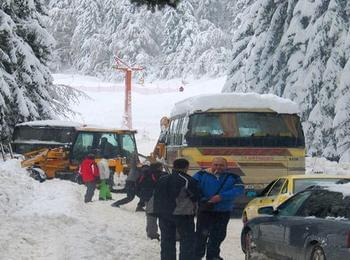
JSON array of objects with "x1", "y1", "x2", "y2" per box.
[
  {"x1": 11, "y1": 120, "x2": 83, "y2": 154},
  {"x1": 69, "y1": 128, "x2": 138, "y2": 165}
]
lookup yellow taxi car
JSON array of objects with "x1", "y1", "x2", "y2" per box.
[{"x1": 242, "y1": 174, "x2": 350, "y2": 224}]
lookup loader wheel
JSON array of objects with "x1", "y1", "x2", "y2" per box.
[{"x1": 29, "y1": 168, "x2": 47, "y2": 183}]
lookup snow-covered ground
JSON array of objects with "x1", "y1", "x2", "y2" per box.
[
  {"x1": 0, "y1": 159, "x2": 244, "y2": 260},
  {"x1": 2, "y1": 74, "x2": 350, "y2": 260}
]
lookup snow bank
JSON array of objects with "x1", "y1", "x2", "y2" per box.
[
  {"x1": 170, "y1": 92, "x2": 300, "y2": 117},
  {"x1": 306, "y1": 157, "x2": 350, "y2": 175},
  {"x1": 0, "y1": 158, "x2": 244, "y2": 259},
  {"x1": 0, "y1": 159, "x2": 83, "y2": 217}
]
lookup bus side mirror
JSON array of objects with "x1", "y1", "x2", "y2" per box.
[{"x1": 160, "y1": 116, "x2": 170, "y2": 130}]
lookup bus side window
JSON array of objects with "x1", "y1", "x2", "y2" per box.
[
  {"x1": 175, "y1": 117, "x2": 184, "y2": 145},
  {"x1": 169, "y1": 119, "x2": 178, "y2": 145},
  {"x1": 181, "y1": 116, "x2": 189, "y2": 145}
]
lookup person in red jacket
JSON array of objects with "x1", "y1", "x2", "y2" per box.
[{"x1": 79, "y1": 154, "x2": 100, "y2": 203}]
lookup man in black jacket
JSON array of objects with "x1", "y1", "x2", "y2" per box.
[
  {"x1": 153, "y1": 158, "x2": 200, "y2": 260},
  {"x1": 136, "y1": 162, "x2": 166, "y2": 240}
]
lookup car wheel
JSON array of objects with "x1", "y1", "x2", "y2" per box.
[
  {"x1": 243, "y1": 229, "x2": 256, "y2": 260},
  {"x1": 242, "y1": 211, "x2": 248, "y2": 225},
  {"x1": 310, "y1": 245, "x2": 326, "y2": 260}
]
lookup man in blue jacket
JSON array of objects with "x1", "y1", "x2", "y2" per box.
[{"x1": 193, "y1": 157, "x2": 244, "y2": 260}]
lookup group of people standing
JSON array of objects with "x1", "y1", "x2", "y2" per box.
[
  {"x1": 151, "y1": 157, "x2": 244, "y2": 260},
  {"x1": 79, "y1": 154, "x2": 244, "y2": 260}
]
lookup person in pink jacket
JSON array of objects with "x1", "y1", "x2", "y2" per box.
[{"x1": 79, "y1": 154, "x2": 100, "y2": 203}]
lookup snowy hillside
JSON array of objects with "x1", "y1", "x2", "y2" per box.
[{"x1": 223, "y1": 0, "x2": 350, "y2": 162}]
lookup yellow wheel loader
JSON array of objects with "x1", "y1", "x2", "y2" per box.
[{"x1": 17, "y1": 123, "x2": 139, "y2": 181}]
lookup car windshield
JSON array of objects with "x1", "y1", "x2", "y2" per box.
[
  {"x1": 297, "y1": 190, "x2": 350, "y2": 219},
  {"x1": 293, "y1": 178, "x2": 349, "y2": 193},
  {"x1": 277, "y1": 190, "x2": 312, "y2": 217},
  {"x1": 277, "y1": 189, "x2": 350, "y2": 219}
]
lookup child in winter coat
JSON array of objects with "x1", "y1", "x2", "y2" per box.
[
  {"x1": 79, "y1": 154, "x2": 100, "y2": 203},
  {"x1": 97, "y1": 157, "x2": 112, "y2": 200}
]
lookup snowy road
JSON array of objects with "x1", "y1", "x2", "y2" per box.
[{"x1": 0, "y1": 160, "x2": 244, "y2": 260}]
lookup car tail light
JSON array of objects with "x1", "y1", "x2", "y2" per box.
[{"x1": 347, "y1": 231, "x2": 350, "y2": 248}]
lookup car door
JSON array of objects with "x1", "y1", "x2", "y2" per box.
[
  {"x1": 281, "y1": 190, "x2": 347, "y2": 260},
  {"x1": 259, "y1": 190, "x2": 312, "y2": 259},
  {"x1": 260, "y1": 178, "x2": 287, "y2": 209},
  {"x1": 275, "y1": 179, "x2": 290, "y2": 206}
]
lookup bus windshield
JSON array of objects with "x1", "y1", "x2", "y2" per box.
[{"x1": 185, "y1": 112, "x2": 304, "y2": 147}]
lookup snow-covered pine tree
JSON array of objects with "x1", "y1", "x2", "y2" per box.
[
  {"x1": 110, "y1": 3, "x2": 162, "y2": 79},
  {"x1": 0, "y1": 0, "x2": 72, "y2": 142},
  {"x1": 160, "y1": 1, "x2": 199, "y2": 79},
  {"x1": 71, "y1": 0, "x2": 106, "y2": 75},
  {"x1": 334, "y1": 29, "x2": 350, "y2": 162},
  {"x1": 223, "y1": 0, "x2": 350, "y2": 161},
  {"x1": 45, "y1": 0, "x2": 77, "y2": 71},
  {"x1": 130, "y1": 0, "x2": 181, "y2": 10},
  {"x1": 45, "y1": 0, "x2": 236, "y2": 80}
]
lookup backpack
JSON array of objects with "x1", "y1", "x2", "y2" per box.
[{"x1": 135, "y1": 168, "x2": 159, "y2": 200}]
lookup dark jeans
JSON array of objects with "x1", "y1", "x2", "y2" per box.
[
  {"x1": 112, "y1": 181, "x2": 145, "y2": 208},
  {"x1": 84, "y1": 181, "x2": 96, "y2": 203},
  {"x1": 195, "y1": 211, "x2": 231, "y2": 260},
  {"x1": 159, "y1": 215, "x2": 195, "y2": 260},
  {"x1": 112, "y1": 180, "x2": 135, "y2": 206}
]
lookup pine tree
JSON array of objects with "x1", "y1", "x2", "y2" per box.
[
  {"x1": 0, "y1": 0, "x2": 75, "y2": 142},
  {"x1": 130, "y1": 0, "x2": 181, "y2": 10},
  {"x1": 160, "y1": 1, "x2": 199, "y2": 78},
  {"x1": 45, "y1": 0, "x2": 77, "y2": 71}
]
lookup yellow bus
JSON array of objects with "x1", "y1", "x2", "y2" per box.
[{"x1": 153, "y1": 93, "x2": 305, "y2": 202}]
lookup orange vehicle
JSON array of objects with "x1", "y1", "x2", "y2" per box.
[
  {"x1": 17, "y1": 121, "x2": 139, "y2": 180},
  {"x1": 152, "y1": 93, "x2": 306, "y2": 208}
]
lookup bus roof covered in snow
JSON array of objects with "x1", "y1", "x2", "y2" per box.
[{"x1": 170, "y1": 93, "x2": 299, "y2": 117}]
